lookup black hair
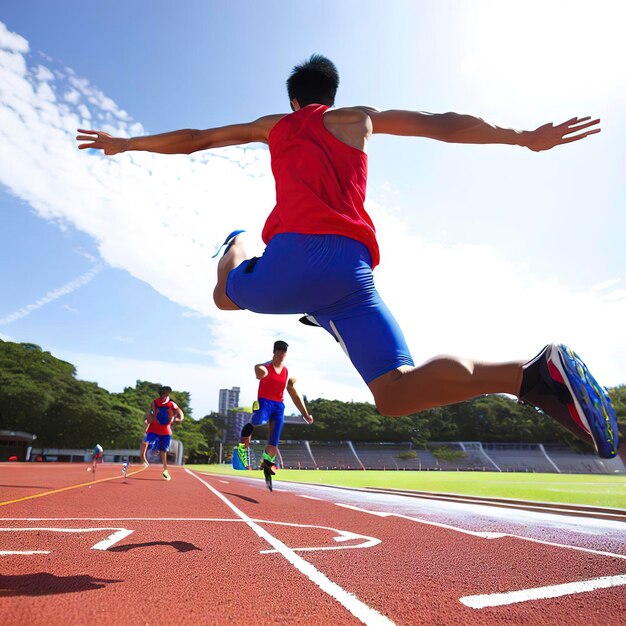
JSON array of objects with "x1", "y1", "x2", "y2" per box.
[
  {"x1": 273, "y1": 340, "x2": 289, "y2": 352},
  {"x1": 286, "y1": 54, "x2": 339, "y2": 108},
  {"x1": 159, "y1": 386, "x2": 172, "y2": 395}
]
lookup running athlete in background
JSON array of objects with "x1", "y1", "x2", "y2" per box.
[
  {"x1": 77, "y1": 55, "x2": 620, "y2": 462},
  {"x1": 234, "y1": 340, "x2": 313, "y2": 490},
  {"x1": 141, "y1": 386, "x2": 184, "y2": 481},
  {"x1": 87, "y1": 443, "x2": 103, "y2": 477}
]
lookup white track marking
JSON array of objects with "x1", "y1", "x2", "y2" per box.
[
  {"x1": 260, "y1": 528, "x2": 380, "y2": 554},
  {"x1": 298, "y1": 495, "x2": 323, "y2": 501},
  {"x1": 333, "y1": 504, "x2": 626, "y2": 554},
  {"x1": 218, "y1": 480, "x2": 230, "y2": 484},
  {"x1": 91, "y1": 529, "x2": 134, "y2": 550},
  {"x1": 1, "y1": 516, "x2": 380, "y2": 554},
  {"x1": 0, "y1": 527, "x2": 134, "y2": 551},
  {"x1": 185, "y1": 469, "x2": 396, "y2": 626},
  {"x1": 460, "y1": 574, "x2": 626, "y2": 608},
  {"x1": 1, "y1": 550, "x2": 50, "y2": 555},
  {"x1": 334, "y1": 504, "x2": 506, "y2": 538},
  {"x1": 332, "y1": 503, "x2": 626, "y2": 607}
]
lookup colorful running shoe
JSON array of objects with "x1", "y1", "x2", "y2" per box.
[
  {"x1": 163, "y1": 469, "x2": 171, "y2": 481},
  {"x1": 232, "y1": 443, "x2": 251, "y2": 470},
  {"x1": 211, "y1": 229, "x2": 245, "y2": 258},
  {"x1": 520, "y1": 343, "x2": 618, "y2": 459},
  {"x1": 261, "y1": 453, "x2": 277, "y2": 492}
]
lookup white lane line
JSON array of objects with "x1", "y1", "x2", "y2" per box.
[
  {"x1": 0, "y1": 527, "x2": 134, "y2": 551},
  {"x1": 218, "y1": 480, "x2": 230, "y2": 484},
  {"x1": 91, "y1": 528, "x2": 134, "y2": 550},
  {"x1": 185, "y1": 468, "x2": 395, "y2": 626},
  {"x1": 505, "y1": 534, "x2": 626, "y2": 561},
  {"x1": 298, "y1": 495, "x2": 323, "y2": 501},
  {"x1": 460, "y1": 574, "x2": 626, "y2": 608},
  {"x1": 333, "y1": 505, "x2": 626, "y2": 555},
  {"x1": 334, "y1": 504, "x2": 506, "y2": 539},
  {"x1": 1, "y1": 551, "x2": 50, "y2": 555}
]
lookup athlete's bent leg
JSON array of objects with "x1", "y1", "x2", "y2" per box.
[
  {"x1": 213, "y1": 234, "x2": 247, "y2": 310},
  {"x1": 368, "y1": 356, "x2": 523, "y2": 417}
]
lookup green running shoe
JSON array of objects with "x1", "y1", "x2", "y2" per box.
[{"x1": 232, "y1": 443, "x2": 251, "y2": 470}]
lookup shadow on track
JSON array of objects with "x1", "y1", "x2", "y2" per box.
[
  {"x1": 0, "y1": 484, "x2": 51, "y2": 490},
  {"x1": 0, "y1": 572, "x2": 123, "y2": 596},
  {"x1": 221, "y1": 491, "x2": 259, "y2": 504},
  {"x1": 108, "y1": 541, "x2": 202, "y2": 553}
]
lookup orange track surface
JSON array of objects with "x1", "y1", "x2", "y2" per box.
[{"x1": 1, "y1": 463, "x2": 625, "y2": 625}]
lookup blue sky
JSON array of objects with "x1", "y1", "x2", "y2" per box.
[{"x1": 1, "y1": 1, "x2": 625, "y2": 418}]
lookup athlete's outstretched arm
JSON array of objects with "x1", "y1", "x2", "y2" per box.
[
  {"x1": 360, "y1": 108, "x2": 600, "y2": 152},
  {"x1": 286, "y1": 377, "x2": 314, "y2": 424},
  {"x1": 76, "y1": 114, "x2": 285, "y2": 156}
]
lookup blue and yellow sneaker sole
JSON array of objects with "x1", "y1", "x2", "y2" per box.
[{"x1": 549, "y1": 344, "x2": 618, "y2": 459}]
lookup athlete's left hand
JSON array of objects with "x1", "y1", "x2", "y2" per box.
[
  {"x1": 303, "y1": 414, "x2": 314, "y2": 424},
  {"x1": 525, "y1": 117, "x2": 600, "y2": 152}
]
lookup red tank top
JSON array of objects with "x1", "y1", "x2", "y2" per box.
[
  {"x1": 147, "y1": 397, "x2": 178, "y2": 436},
  {"x1": 262, "y1": 104, "x2": 380, "y2": 268},
  {"x1": 258, "y1": 362, "x2": 288, "y2": 402}
]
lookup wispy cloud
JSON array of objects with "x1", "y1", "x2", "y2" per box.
[{"x1": 0, "y1": 264, "x2": 104, "y2": 325}]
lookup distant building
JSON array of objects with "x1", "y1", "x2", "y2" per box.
[
  {"x1": 218, "y1": 387, "x2": 240, "y2": 416},
  {"x1": 224, "y1": 409, "x2": 252, "y2": 443}
]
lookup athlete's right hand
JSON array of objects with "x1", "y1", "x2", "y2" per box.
[{"x1": 76, "y1": 129, "x2": 128, "y2": 155}]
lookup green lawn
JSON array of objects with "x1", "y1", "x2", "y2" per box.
[{"x1": 189, "y1": 464, "x2": 626, "y2": 509}]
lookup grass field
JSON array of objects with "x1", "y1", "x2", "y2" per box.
[{"x1": 189, "y1": 464, "x2": 626, "y2": 509}]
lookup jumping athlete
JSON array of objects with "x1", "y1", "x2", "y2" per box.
[
  {"x1": 140, "y1": 386, "x2": 184, "y2": 480},
  {"x1": 77, "y1": 55, "x2": 620, "y2": 461},
  {"x1": 233, "y1": 340, "x2": 313, "y2": 490}
]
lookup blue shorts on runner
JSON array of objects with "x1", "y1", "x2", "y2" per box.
[
  {"x1": 144, "y1": 432, "x2": 171, "y2": 452},
  {"x1": 226, "y1": 233, "x2": 414, "y2": 384},
  {"x1": 252, "y1": 398, "x2": 285, "y2": 447}
]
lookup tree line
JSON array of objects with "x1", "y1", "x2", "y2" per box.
[{"x1": 1, "y1": 340, "x2": 624, "y2": 461}]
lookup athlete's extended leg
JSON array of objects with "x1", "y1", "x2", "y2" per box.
[
  {"x1": 368, "y1": 356, "x2": 523, "y2": 416},
  {"x1": 213, "y1": 233, "x2": 247, "y2": 311}
]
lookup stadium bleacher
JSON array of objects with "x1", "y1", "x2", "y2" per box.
[
  {"x1": 481, "y1": 443, "x2": 559, "y2": 473},
  {"x1": 308, "y1": 442, "x2": 361, "y2": 469},
  {"x1": 236, "y1": 440, "x2": 625, "y2": 474}
]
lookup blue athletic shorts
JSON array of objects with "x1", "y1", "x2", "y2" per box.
[
  {"x1": 144, "y1": 432, "x2": 171, "y2": 452},
  {"x1": 252, "y1": 398, "x2": 285, "y2": 447},
  {"x1": 226, "y1": 233, "x2": 414, "y2": 384}
]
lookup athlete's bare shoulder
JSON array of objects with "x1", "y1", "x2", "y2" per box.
[
  {"x1": 323, "y1": 107, "x2": 374, "y2": 151},
  {"x1": 251, "y1": 114, "x2": 289, "y2": 142}
]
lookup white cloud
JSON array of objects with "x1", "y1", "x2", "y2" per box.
[
  {"x1": 0, "y1": 19, "x2": 624, "y2": 418},
  {"x1": 0, "y1": 21, "x2": 28, "y2": 53},
  {"x1": 458, "y1": 1, "x2": 626, "y2": 110}
]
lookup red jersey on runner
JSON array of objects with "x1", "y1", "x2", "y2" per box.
[
  {"x1": 262, "y1": 104, "x2": 380, "y2": 268},
  {"x1": 258, "y1": 362, "x2": 288, "y2": 402},
  {"x1": 146, "y1": 397, "x2": 178, "y2": 436}
]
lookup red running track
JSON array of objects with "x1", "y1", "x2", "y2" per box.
[{"x1": 1, "y1": 463, "x2": 625, "y2": 625}]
